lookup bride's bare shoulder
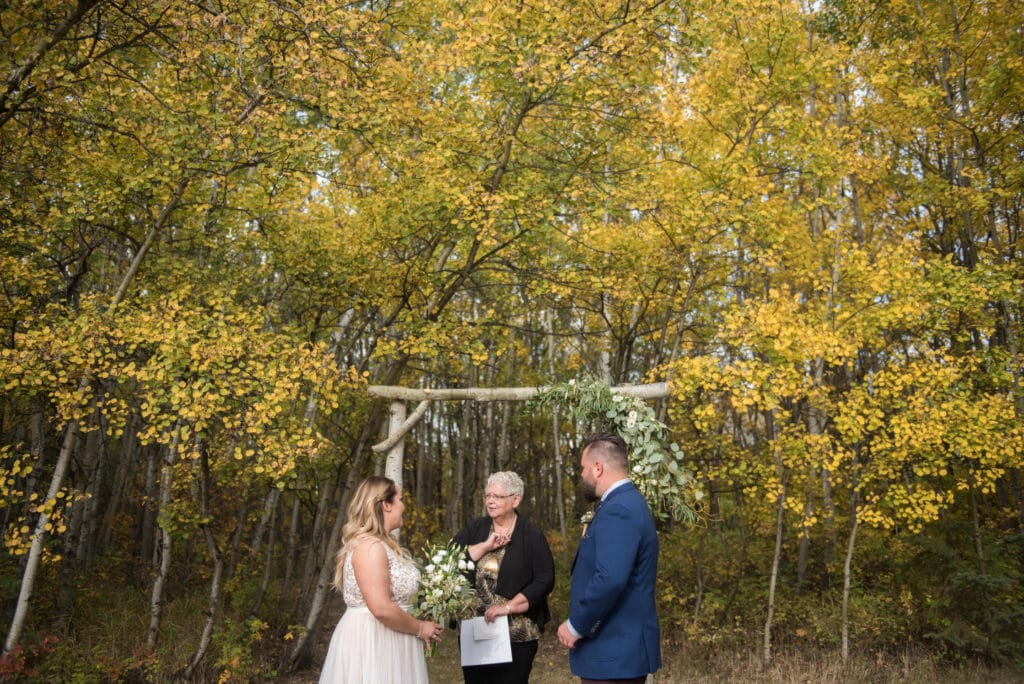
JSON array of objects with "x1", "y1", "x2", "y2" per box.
[{"x1": 348, "y1": 536, "x2": 388, "y2": 564}]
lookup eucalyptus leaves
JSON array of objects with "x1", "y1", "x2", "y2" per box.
[
  {"x1": 416, "y1": 541, "x2": 476, "y2": 656},
  {"x1": 530, "y1": 376, "x2": 701, "y2": 523}
]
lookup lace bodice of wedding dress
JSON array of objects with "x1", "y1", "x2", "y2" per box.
[{"x1": 341, "y1": 541, "x2": 420, "y2": 608}]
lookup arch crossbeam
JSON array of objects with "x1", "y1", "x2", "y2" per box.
[{"x1": 369, "y1": 381, "x2": 669, "y2": 453}]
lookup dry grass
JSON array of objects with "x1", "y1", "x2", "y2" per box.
[
  {"x1": 277, "y1": 627, "x2": 1023, "y2": 683},
  {"x1": 39, "y1": 575, "x2": 1021, "y2": 683}
]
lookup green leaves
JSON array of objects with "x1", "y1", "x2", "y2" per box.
[{"x1": 532, "y1": 375, "x2": 702, "y2": 523}]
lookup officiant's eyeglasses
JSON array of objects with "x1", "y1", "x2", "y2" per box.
[{"x1": 483, "y1": 493, "x2": 516, "y2": 502}]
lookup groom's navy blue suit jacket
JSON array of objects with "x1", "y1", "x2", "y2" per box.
[{"x1": 568, "y1": 480, "x2": 661, "y2": 680}]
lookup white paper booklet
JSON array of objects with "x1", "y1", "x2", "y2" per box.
[{"x1": 459, "y1": 615, "x2": 513, "y2": 666}]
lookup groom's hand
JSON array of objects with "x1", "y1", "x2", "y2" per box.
[{"x1": 557, "y1": 621, "x2": 579, "y2": 648}]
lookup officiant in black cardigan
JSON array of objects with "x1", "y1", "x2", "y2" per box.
[{"x1": 453, "y1": 470, "x2": 556, "y2": 684}]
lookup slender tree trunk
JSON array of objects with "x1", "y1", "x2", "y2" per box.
[
  {"x1": 140, "y1": 444, "x2": 158, "y2": 562},
  {"x1": 182, "y1": 545, "x2": 223, "y2": 679},
  {"x1": 967, "y1": 473, "x2": 987, "y2": 574},
  {"x1": 384, "y1": 401, "x2": 407, "y2": 489},
  {"x1": 796, "y1": 512, "x2": 810, "y2": 593},
  {"x1": 182, "y1": 447, "x2": 223, "y2": 679},
  {"x1": 81, "y1": 421, "x2": 105, "y2": 569},
  {"x1": 416, "y1": 415, "x2": 428, "y2": 505},
  {"x1": 483, "y1": 400, "x2": 494, "y2": 484},
  {"x1": 822, "y1": 466, "x2": 837, "y2": 579},
  {"x1": 100, "y1": 412, "x2": 139, "y2": 550},
  {"x1": 496, "y1": 401, "x2": 511, "y2": 472},
  {"x1": 551, "y1": 408, "x2": 567, "y2": 542},
  {"x1": 547, "y1": 310, "x2": 568, "y2": 542},
  {"x1": 452, "y1": 402, "x2": 469, "y2": 530},
  {"x1": 286, "y1": 471, "x2": 353, "y2": 670},
  {"x1": 22, "y1": 412, "x2": 46, "y2": 535},
  {"x1": 56, "y1": 501, "x2": 81, "y2": 618},
  {"x1": 3, "y1": 418, "x2": 79, "y2": 655},
  {"x1": 483, "y1": 387, "x2": 495, "y2": 482},
  {"x1": 284, "y1": 495, "x2": 301, "y2": 587},
  {"x1": 763, "y1": 430, "x2": 785, "y2": 669},
  {"x1": 251, "y1": 487, "x2": 280, "y2": 559},
  {"x1": 373, "y1": 414, "x2": 388, "y2": 476},
  {"x1": 249, "y1": 493, "x2": 279, "y2": 619},
  {"x1": 443, "y1": 411, "x2": 458, "y2": 532},
  {"x1": 841, "y1": 486, "x2": 859, "y2": 664},
  {"x1": 693, "y1": 532, "x2": 705, "y2": 618},
  {"x1": 147, "y1": 425, "x2": 181, "y2": 649},
  {"x1": 224, "y1": 494, "x2": 249, "y2": 582},
  {"x1": 299, "y1": 474, "x2": 335, "y2": 610},
  {"x1": 57, "y1": 428, "x2": 98, "y2": 623},
  {"x1": 737, "y1": 487, "x2": 748, "y2": 570}
]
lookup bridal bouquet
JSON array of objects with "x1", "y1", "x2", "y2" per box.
[{"x1": 417, "y1": 541, "x2": 476, "y2": 656}]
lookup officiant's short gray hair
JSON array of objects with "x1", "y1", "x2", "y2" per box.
[{"x1": 487, "y1": 471, "x2": 524, "y2": 498}]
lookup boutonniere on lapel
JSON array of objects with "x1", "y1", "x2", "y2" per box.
[{"x1": 580, "y1": 510, "x2": 594, "y2": 538}]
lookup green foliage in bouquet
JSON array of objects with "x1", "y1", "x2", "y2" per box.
[{"x1": 417, "y1": 541, "x2": 477, "y2": 656}]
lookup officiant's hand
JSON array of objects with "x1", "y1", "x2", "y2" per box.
[
  {"x1": 483, "y1": 603, "x2": 513, "y2": 623},
  {"x1": 466, "y1": 531, "x2": 511, "y2": 562},
  {"x1": 485, "y1": 531, "x2": 511, "y2": 552}
]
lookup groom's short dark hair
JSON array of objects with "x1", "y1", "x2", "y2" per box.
[{"x1": 582, "y1": 432, "x2": 629, "y2": 472}]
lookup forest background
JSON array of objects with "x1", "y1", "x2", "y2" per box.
[{"x1": 1, "y1": 0, "x2": 1022, "y2": 681}]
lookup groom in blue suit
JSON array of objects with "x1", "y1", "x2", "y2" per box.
[{"x1": 557, "y1": 432, "x2": 661, "y2": 683}]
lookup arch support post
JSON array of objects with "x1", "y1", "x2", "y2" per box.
[{"x1": 385, "y1": 401, "x2": 406, "y2": 488}]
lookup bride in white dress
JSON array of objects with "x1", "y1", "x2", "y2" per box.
[{"x1": 320, "y1": 476, "x2": 443, "y2": 683}]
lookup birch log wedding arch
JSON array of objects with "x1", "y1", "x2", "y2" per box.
[
  {"x1": 367, "y1": 378, "x2": 700, "y2": 524},
  {"x1": 369, "y1": 381, "x2": 667, "y2": 480}
]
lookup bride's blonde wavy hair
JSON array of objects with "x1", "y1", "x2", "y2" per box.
[{"x1": 333, "y1": 475, "x2": 407, "y2": 591}]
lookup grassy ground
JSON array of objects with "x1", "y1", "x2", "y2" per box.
[
  {"x1": 279, "y1": 607, "x2": 1023, "y2": 684},
  {"x1": 18, "y1": 557, "x2": 1023, "y2": 682}
]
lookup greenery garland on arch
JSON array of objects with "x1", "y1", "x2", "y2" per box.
[{"x1": 529, "y1": 376, "x2": 702, "y2": 524}]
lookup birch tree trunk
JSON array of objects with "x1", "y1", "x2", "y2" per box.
[
  {"x1": 483, "y1": 398, "x2": 495, "y2": 482},
  {"x1": 248, "y1": 493, "x2": 279, "y2": 619},
  {"x1": 763, "y1": 420, "x2": 785, "y2": 669},
  {"x1": 451, "y1": 401, "x2": 469, "y2": 530},
  {"x1": 496, "y1": 401, "x2": 511, "y2": 472},
  {"x1": 3, "y1": 419, "x2": 79, "y2": 654},
  {"x1": 298, "y1": 475, "x2": 336, "y2": 611},
  {"x1": 250, "y1": 487, "x2": 281, "y2": 560},
  {"x1": 147, "y1": 425, "x2": 181, "y2": 649},
  {"x1": 182, "y1": 448, "x2": 223, "y2": 679},
  {"x1": 416, "y1": 416, "x2": 428, "y2": 505},
  {"x1": 57, "y1": 428, "x2": 98, "y2": 624},
  {"x1": 284, "y1": 495, "x2": 301, "y2": 587},
  {"x1": 140, "y1": 444, "x2": 159, "y2": 564},
  {"x1": 841, "y1": 482, "x2": 859, "y2": 663},
  {"x1": 100, "y1": 411, "x2": 139, "y2": 550},
  {"x1": 547, "y1": 309, "x2": 568, "y2": 542}
]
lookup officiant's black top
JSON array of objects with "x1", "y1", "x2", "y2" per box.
[{"x1": 453, "y1": 513, "x2": 555, "y2": 633}]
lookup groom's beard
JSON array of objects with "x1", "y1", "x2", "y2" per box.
[{"x1": 579, "y1": 479, "x2": 599, "y2": 503}]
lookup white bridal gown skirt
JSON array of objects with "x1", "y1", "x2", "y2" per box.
[{"x1": 319, "y1": 606, "x2": 429, "y2": 684}]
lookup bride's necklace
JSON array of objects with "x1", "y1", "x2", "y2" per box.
[{"x1": 493, "y1": 513, "x2": 517, "y2": 537}]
